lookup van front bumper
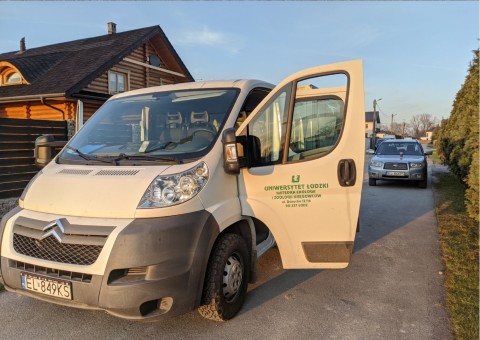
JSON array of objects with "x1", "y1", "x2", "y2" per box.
[{"x1": 0, "y1": 209, "x2": 219, "y2": 319}]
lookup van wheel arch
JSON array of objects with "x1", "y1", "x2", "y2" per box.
[
  {"x1": 198, "y1": 233, "x2": 250, "y2": 321},
  {"x1": 213, "y1": 219, "x2": 256, "y2": 283}
]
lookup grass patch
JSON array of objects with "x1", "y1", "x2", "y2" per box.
[
  {"x1": 432, "y1": 172, "x2": 479, "y2": 340},
  {"x1": 430, "y1": 149, "x2": 444, "y2": 165}
]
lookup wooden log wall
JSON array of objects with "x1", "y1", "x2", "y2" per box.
[
  {"x1": 0, "y1": 101, "x2": 75, "y2": 121},
  {"x1": 0, "y1": 118, "x2": 68, "y2": 199},
  {"x1": 84, "y1": 43, "x2": 180, "y2": 95},
  {"x1": 82, "y1": 100, "x2": 102, "y2": 122}
]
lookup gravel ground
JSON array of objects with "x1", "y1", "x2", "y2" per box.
[
  {"x1": 0, "y1": 198, "x2": 18, "y2": 219},
  {"x1": 0, "y1": 197, "x2": 17, "y2": 290}
]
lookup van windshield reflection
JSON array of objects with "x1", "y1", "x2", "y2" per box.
[{"x1": 59, "y1": 88, "x2": 239, "y2": 164}]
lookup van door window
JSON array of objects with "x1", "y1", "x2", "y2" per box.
[
  {"x1": 245, "y1": 84, "x2": 292, "y2": 166},
  {"x1": 235, "y1": 87, "x2": 271, "y2": 131},
  {"x1": 288, "y1": 74, "x2": 347, "y2": 162}
]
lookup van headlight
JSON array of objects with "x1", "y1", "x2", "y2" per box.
[{"x1": 138, "y1": 162, "x2": 209, "y2": 208}]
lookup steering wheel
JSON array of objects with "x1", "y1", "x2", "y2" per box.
[{"x1": 192, "y1": 129, "x2": 216, "y2": 138}]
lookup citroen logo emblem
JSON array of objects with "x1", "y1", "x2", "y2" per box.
[{"x1": 41, "y1": 219, "x2": 66, "y2": 242}]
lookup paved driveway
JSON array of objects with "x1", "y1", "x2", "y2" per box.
[{"x1": 0, "y1": 160, "x2": 451, "y2": 340}]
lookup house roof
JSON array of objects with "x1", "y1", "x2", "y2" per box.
[
  {"x1": 0, "y1": 25, "x2": 194, "y2": 101},
  {"x1": 365, "y1": 111, "x2": 381, "y2": 123}
]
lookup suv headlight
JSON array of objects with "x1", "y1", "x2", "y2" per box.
[
  {"x1": 138, "y1": 162, "x2": 209, "y2": 208},
  {"x1": 409, "y1": 162, "x2": 425, "y2": 168},
  {"x1": 370, "y1": 160, "x2": 383, "y2": 167}
]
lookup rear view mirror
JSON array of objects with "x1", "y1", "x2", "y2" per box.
[{"x1": 424, "y1": 150, "x2": 433, "y2": 156}]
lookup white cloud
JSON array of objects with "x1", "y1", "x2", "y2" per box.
[
  {"x1": 181, "y1": 26, "x2": 225, "y2": 45},
  {"x1": 174, "y1": 25, "x2": 244, "y2": 55}
]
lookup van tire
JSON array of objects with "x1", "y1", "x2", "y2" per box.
[
  {"x1": 369, "y1": 178, "x2": 376, "y2": 186},
  {"x1": 198, "y1": 233, "x2": 250, "y2": 321}
]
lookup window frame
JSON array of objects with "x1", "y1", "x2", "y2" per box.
[
  {"x1": 282, "y1": 72, "x2": 350, "y2": 164},
  {"x1": 243, "y1": 72, "x2": 351, "y2": 168},
  {"x1": 244, "y1": 83, "x2": 292, "y2": 167},
  {"x1": 0, "y1": 69, "x2": 23, "y2": 86},
  {"x1": 108, "y1": 70, "x2": 130, "y2": 94},
  {"x1": 286, "y1": 94, "x2": 345, "y2": 163}
]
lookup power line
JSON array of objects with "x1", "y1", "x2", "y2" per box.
[{"x1": 375, "y1": 102, "x2": 406, "y2": 124}]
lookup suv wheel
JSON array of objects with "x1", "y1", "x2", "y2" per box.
[{"x1": 418, "y1": 177, "x2": 427, "y2": 188}]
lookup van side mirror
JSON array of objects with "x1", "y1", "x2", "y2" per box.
[
  {"x1": 35, "y1": 135, "x2": 68, "y2": 168},
  {"x1": 35, "y1": 135, "x2": 54, "y2": 168},
  {"x1": 222, "y1": 128, "x2": 240, "y2": 174},
  {"x1": 424, "y1": 150, "x2": 433, "y2": 156}
]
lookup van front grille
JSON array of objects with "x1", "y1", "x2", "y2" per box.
[
  {"x1": 13, "y1": 234, "x2": 102, "y2": 266},
  {"x1": 11, "y1": 216, "x2": 114, "y2": 266}
]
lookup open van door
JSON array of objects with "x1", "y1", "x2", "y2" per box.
[{"x1": 237, "y1": 60, "x2": 365, "y2": 269}]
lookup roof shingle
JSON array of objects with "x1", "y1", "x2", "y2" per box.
[{"x1": 0, "y1": 26, "x2": 193, "y2": 100}]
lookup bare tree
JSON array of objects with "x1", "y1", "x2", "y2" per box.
[
  {"x1": 409, "y1": 113, "x2": 438, "y2": 138},
  {"x1": 419, "y1": 113, "x2": 438, "y2": 133},
  {"x1": 391, "y1": 122, "x2": 405, "y2": 136},
  {"x1": 410, "y1": 115, "x2": 422, "y2": 138}
]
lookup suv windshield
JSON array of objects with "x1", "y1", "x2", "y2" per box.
[
  {"x1": 376, "y1": 141, "x2": 423, "y2": 156},
  {"x1": 59, "y1": 88, "x2": 239, "y2": 164}
]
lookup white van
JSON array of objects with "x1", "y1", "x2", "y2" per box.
[{"x1": 0, "y1": 60, "x2": 365, "y2": 321}]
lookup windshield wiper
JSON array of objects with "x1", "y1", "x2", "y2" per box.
[
  {"x1": 65, "y1": 146, "x2": 115, "y2": 164},
  {"x1": 142, "y1": 141, "x2": 178, "y2": 154},
  {"x1": 66, "y1": 146, "x2": 182, "y2": 165},
  {"x1": 112, "y1": 153, "x2": 182, "y2": 165}
]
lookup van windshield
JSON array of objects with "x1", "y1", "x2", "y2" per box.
[{"x1": 59, "y1": 88, "x2": 239, "y2": 164}]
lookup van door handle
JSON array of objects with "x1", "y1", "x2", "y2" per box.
[{"x1": 337, "y1": 159, "x2": 356, "y2": 187}]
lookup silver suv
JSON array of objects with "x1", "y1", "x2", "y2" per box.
[{"x1": 368, "y1": 139, "x2": 432, "y2": 188}]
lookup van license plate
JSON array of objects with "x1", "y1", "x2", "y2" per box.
[
  {"x1": 21, "y1": 273, "x2": 72, "y2": 300},
  {"x1": 386, "y1": 171, "x2": 405, "y2": 176}
]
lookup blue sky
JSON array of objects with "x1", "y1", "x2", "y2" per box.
[{"x1": 0, "y1": 1, "x2": 478, "y2": 124}]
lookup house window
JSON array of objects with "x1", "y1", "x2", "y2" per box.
[
  {"x1": 0, "y1": 68, "x2": 23, "y2": 86},
  {"x1": 6, "y1": 72, "x2": 21, "y2": 84},
  {"x1": 109, "y1": 71, "x2": 128, "y2": 94}
]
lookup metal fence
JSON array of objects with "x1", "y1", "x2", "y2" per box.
[{"x1": 0, "y1": 118, "x2": 68, "y2": 199}]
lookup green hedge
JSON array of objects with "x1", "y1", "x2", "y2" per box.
[{"x1": 437, "y1": 50, "x2": 479, "y2": 221}]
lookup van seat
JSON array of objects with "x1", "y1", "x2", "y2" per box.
[{"x1": 167, "y1": 112, "x2": 185, "y2": 141}]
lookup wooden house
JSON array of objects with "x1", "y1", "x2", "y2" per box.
[
  {"x1": 0, "y1": 23, "x2": 194, "y2": 126},
  {"x1": 0, "y1": 23, "x2": 194, "y2": 198}
]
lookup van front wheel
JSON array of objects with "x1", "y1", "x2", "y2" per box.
[{"x1": 198, "y1": 233, "x2": 250, "y2": 321}]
